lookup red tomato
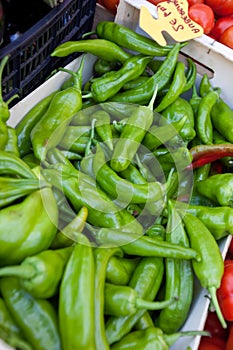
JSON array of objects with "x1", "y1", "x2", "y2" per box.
[
  {"x1": 205, "y1": 0, "x2": 233, "y2": 17},
  {"x1": 210, "y1": 16, "x2": 233, "y2": 41},
  {"x1": 198, "y1": 336, "x2": 227, "y2": 350},
  {"x1": 220, "y1": 25, "x2": 233, "y2": 48},
  {"x1": 226, "y1": 322, "x2": 233, "y2": 350},
  {"x1": 187, "y1": 0, "x2": 204, "y2": 5},
  {"x1": 188, "y1": 4, "x2": 215, "y2": 34},
  {"x1": 100, "y1": 0, "x2": 119, "y2": 14},
  {"x1": 217, "y1": 260, "x2": 233, "y2": 320}
]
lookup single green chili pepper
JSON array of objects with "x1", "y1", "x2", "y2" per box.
[
  {"x1": 104, "y1": 282, "x2": 175, "y2": 317},
  {"x1": 89, "y1": 226, "x2": 201, "y2": 260},
  {"x1": 211, "y1": 98, "x2": 233, "y2": 143},
  {"x1": 51, "y1": 206, "x2": 88, "y2": 248},
  {"x1": 155, "y1": 61, "x2": 187, "y2": 113},
  {"x1": 111, "y1": 326, "x2": 209, "y2": 350},
  {"x1": 85, "y1": 54, "x2": 152, "y2": 103},
  {"x1": 96, "y1": 21, "x2": 176, "y2": 56},
  {"x1": 51, "y1": 38, "x2": 131, "y2": 63},
  {"x1": 0, "y1": 247, "x2": 72, "y2": 298},
  {"x1": 105, "y1": 254, "x2": 165, "y2": 345},
  {"x1": 134, "y1": 311, "x2": 154, "y2": 330},
  {"x1": 94, "y1": 245, "x2": 123, "y2": 350},
  {"x1": 182, "y1": 57, "x2": 197, "y2": 93},
  {"x1": 110, "y1": 88, "x2": 157, "y2": 172},
  {"x1": 92, "y1": 109, "x2": 113, "y2": 150},
  {"x1": 101, "y1": 101, "x2": 138, "y2": 120},
  {"x1": 0, "y1": 297, "x2": 32, "y2": 350},
  {"x1": 189, "y1": 83, "x2": 202, "y2": 117},
  {"x1": 16, "y1": 92, "x2": 57, "y2": 157},
  {"x1": 156, "y1": 201, "x2": 194, "y2": 334},
  {"x1": 0, "y1": 176, "x2": 42, "y2": 209},
  {"x1": 4, "y1": 126, "x2": 20, "y2": 156},
  {"x1": 106, "y1": 256, "x2": 139, "y2": 285},
  {"x1": 182, "y1": 213, "x2": 227, "y2": 328},
  {"x1": 118, "y1": 163, "x2": 148, "y2": 185},
  {"x1": 196, "y1": 173, "x2": 233, "y2": 207},
  {"x1": 0, "y1": 277, "x2": 62, "y2": 350},
  {"x1": 122, "y1": 76, "x2": 149, "y2": 90},
  {"x1": 22, "y1": 153, "x2": 40, "y2": 168},
  {"x1": 199, "y1": 73, "x2": 219, "y2": 97},
  {"x1": 31, "y1": 56, "x2": 85, "y2": 161},
  {"x1": 109, "y1": 43, "x2": 181, "y2": 105},
  {"x1": 196, "y1": 90, "x2": 219, "y2": 145},
  {"x1": 93, "y1": 144, "x2": 166, "y2": 215},
  {"x1": 0, "y1": 150, "x2": 37, "y2": 178},
  {"x1": 59, "y1": 234, "x2": 95, "y2": 350},
  {"x1": 0, "y1": 185, "x2": 58, "y2": 266},
  {"x1": 0, "y1": 116, "x2": 8, "y2": 150}
]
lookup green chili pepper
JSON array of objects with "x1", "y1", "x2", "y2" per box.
[
  {"x1": 0, "y1": 277, "x2": 62, "y2": 350},
  {"x1": 0, "y1": 150, "x2": 37, "y2": 178},
  {"x1": 93, "y1": 143, "x2": 165, "y2": 215},
  {"x1": 104, "y1": 282, "x2": 175, "y2": 317},
  {"x1": 119, "y1": 163, "x2": 148, "y2": 185},
  {"x1": 22, "y1": 153, "x2": 40, "y2": 169},
  {"x1": 109, "y1": 43, "x2": 181, "y2": 105},
  {"x1": 122, "y1": 76, "x2": 149, "y2": 90},
  {"x1": 96, "y1": 21, "x2": 176, "y2": 56},
  {"x1": 4, "y1": 126, "x2": 20, "y2": 156},
  {"x1": 0, "y1": 247, "x2": 72, "y2": 298},
  {"x1": 92, "y1": 109, "x2": 113, "y2": 150},
  {"x1": 51, "y1": 38, "x2": 131, "y2": 63},
  {"x1": 85, "y1": 54, "x2": 152, "y2": 103},
  {"x1": 0, "y1": 297, "x2": 32, "y2": 350},
  {"x1": 0, "y1": 56, "x2": 11, "y2": 122},
  {"x1": 155, "y1": 61, "x2": 187, "y2": 113},
  {"x1": 59, "y1": 234, "x2": 95, "y2": 350},
  {"x1": 182, "y1": 213, "x2": 227, "y2": 328},
  {"x1": 16, "y1": 92, "x2": 57, "y2": 157},
  {"x1": 0, "y1": 185, "x2": 58, "y2": 266},
  {"x1": 110, "y1": 88, "x2": 157, "y2": 172},
  {"x1": 31, "y1": 56, "x2": 85, "y2": 161},
  {"x1": 106, "y1": 256, "x2": 139, "y2": 285},
  {"x1": 105, "y1": 255, "x2": 165, "y2": 345},
  {"x1": 182, "y1": 57, "x2": 197, "y2": 93},
  {"x1": 51, "y1": 206, "x2": 88, "y2": 248},
  {"x1": 89, "y1": 226, "x2": 201, "y2": 260},
  {"x1": 0, "y1": 176, "x2": 42, "y2": 209},
  {"x1": 134, "y1": 311, "x2": 154, "y2": 330},
  {"x1": 156, "y1": 201, "x2": 194, "y2": 334},
  {"x1": 195, "y1": 173, "x2": 233, "y2": 207},
  {"x1": 189, "y1": 83, "x2": 202, "y2": 117},
  {"x1": 196, "y1": 90, "x2": 219, "y2": 145},
  {"x1": 111, "y1": 326, "x2": 209, "y2": 350},
  {"x1": 94, "y1": 245, "x2": 123, "y2": 350},
  {"x1": 211, "y1": 98, "x2": 233, "y2": 143}
]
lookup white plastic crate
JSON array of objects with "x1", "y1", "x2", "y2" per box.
[{"x1": 0, "y1": 23, "x2": 231, "y2": 350}]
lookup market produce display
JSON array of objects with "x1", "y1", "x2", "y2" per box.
[{"x1": 1, "y1": 19, "x2": 233, "y2": 350}]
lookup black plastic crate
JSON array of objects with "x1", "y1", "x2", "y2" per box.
[{"x1": 0, "y1": 0, "x2": 96, "y2": 106}]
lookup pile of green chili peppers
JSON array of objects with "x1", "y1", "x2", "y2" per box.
[{"x1": 1, "y1": 20, "x2": 233, "y2": 350}]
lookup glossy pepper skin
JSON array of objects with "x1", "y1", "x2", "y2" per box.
[
  {"x1": 182, "y1": 213, "x2": 227, "y2": 328},
  {"x1": 160, "y1": 97, "x2": 196, "y2": 143},
  {"x1": 0, "y1": 185, "x2": 58, "y2": 266},
  {"x1": 4, "y1": 126, "x2": 20, "y2": 156},
  {"x1": 30, "y1": 56, "x2": 85, "y2": 161},
  {"x1": 156, "y1": 201, "x2": 194, "y2": 334},
  {"x1": 86, "y1": 54, "x2": 152, "y2": 102},
  {"x1": 0, "y1": 149, "x2": 37, "y2": 179},
  {"x1": 0, "y1": 247, "x2": 73, "y2": 298},
  {"x1": 211, "y1": 98, "x2": 233, "y2": 144},
  {"x1": 16, "y1": 92, "x2": 57, "y2": 157},
  {"x1": 51, "y1": 38, "x2": 131, "y2": 64},
  {"x1": 96, "y1": 21, "x2": 175, "y2": 57},
  {"x1": 196, "y1": 173, "x2": 233, "y2": 207},
  {"x1": 59, "y1": 234, "x2": 95, "y2": 350},
  {"x1": 0, "y1": 277, "x2": 62, "y2": 350},
  {"x1": 110, "y1": 89, "x2": 156, "y2": 172}
]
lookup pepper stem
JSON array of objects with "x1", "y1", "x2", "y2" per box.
[
  {"x1": 0, "y1": 264, "x2": 36, "y2": 279},
  {"x1": 135, "y1": 297, "x2": 177, "y2": 311},
  {"x1": 208, "y1": 285, "x2": 227, "y2": 329},
  {"x1": 164, "y1": 330, "x2": 210, "y2": 347},
  {"x1": 59, "y1": 53, "x2": 86, "y2": 91},
  {"x1": 147, "y1": 84, "x2": 158, "y2": 111}
]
